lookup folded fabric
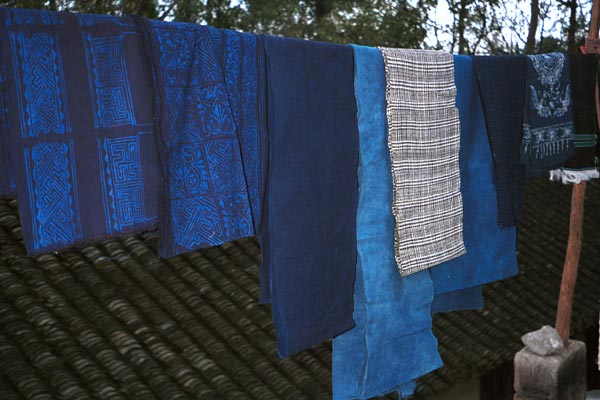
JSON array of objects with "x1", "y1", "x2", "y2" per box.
[
  {"x1": 428, "y1": 55, "x2": 518, "y2": 301},
  {"x1": 473, "y1": 55, "x2": 527, "y2": 227},
  {"x1": 520, "y1": 53, "x2": 574, "y2": 176},
  {"x1": 0, "y1": 8, "x2": 160, "y2": 255},
  {"x1": 332, "y1": 45, "x2": 442, "y2": 400},
  {"x1": 141, "y1": 19, "x2": 254, "y2": 258},
  {"x1": 0, "y1": 61, "x2": 15, "y2": 197},
  {"x1": 379, "y1": 48, "x2": 465, "y2": 276},
  {"x1": 431, "y1": 286, "x2": 484, "y2": 313},
  {"x1": 263, "y1": 36, "x2": 358, "y2": 357},
  {"x1": 550, "y1": 53, "x2": 599, "y2": 184},
  {"x1": 208, "y1": 27, "x2": 267, "y2": 233}
]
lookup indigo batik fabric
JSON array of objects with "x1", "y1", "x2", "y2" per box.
[
  {"x1": 550, "y1": 54, "x2": 599, "y2": 184},
  {"x1": 208, "y1": 27, "x2": 267, "y2": 234},
  {"x1": 0, "y1": 8, "x2": 160, "y2": 255},
  {"x1": 473, "y1": 55, "x2": 527, "y2": 227},
  {"x1": 142, "y1": 19, "x2": 254, "y2": 258},
  {"x1": 332, "y1": 45, "x2": 442, "y2": 400},
  {"x1": 521, "y1": 53, "x2": 574, "y2": 176},
  {"x1": 428, "y1": 55, "x2": 518, "y2": 307},
  {"x1": 380, "y1": 48, "x2": 465, "y2": 276},
  {"x1": 263, "y1": 36, "x2": 358, "y2": 357},
  {"x1": 0, "y1": 56, "x2": 15, "y2": 198}
]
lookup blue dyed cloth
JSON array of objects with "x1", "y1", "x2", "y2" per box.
[
  {"x1": 262, "y1": 36, "x2": 358, "y2": 357},
  {"x1": 521, "y1": 53, "x2": 574, "y2": 176},
  {"x1": 428, "y1": 55, "x2": 518, "y2": 298},
  {"x1": 141, "y1": 19, "x2": 254, "y2": 258},
  {"x1": 0, "y1": 67, "x2": 15, "y2": 198},
  {"x1": 473, "y1": 56, "x2": 527, "y2": 227},
  {"x1": 431, "y1": 286, "x2": 484, "y2": 313},
  {"x1": 0, "y1": 8, "x2": 160, "y2": 255},
  {"x1": 208, "y1": 27, "x2": 267, "y2": 234},
  {"x1": 332, "y1": 45, "x2": 442, "y2": 400}
]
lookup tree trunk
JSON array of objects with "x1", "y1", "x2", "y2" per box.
[
  {"x1": 567, "y1": 0, "x2": 578, "y2": 54},
  {"x1": 525, "y1": 0, "x2": 539, "y2": 54},
  {"x1": 457, "y1": 0, "x2": 469, "y2": 54}
]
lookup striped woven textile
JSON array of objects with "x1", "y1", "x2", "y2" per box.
[{"x1": 379, "y1": 48, "x2": 465, "y2": 276}]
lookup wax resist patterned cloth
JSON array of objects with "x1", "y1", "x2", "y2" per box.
[
  {"x1": 550, "y1": 54, "x2": 599, "y2": 184},
  {"x1": 379, "y1": 48, "x2": 465, "y2": 276},
  {"x1": 140, "y1": 19, "x2": 255, "y2": 258},
  {"x1": 520, "y1": 52, "x2": 574, "y2": 176},
  {"x1": 332, "y1": 45, "x2": 442, "y2": 400},
  {"x1": 208, "y1": 27, "x2": 267, "y2": 234},
  {"x1": 0, "y1": 8, "x2": 160, "y2": 255}
]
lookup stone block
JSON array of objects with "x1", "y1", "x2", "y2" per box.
[{"x1": 514, "y1": 340, "x2": 586, "y2": 400}]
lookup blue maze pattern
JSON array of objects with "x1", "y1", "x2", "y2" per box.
[
  {"x1": 83, "y1": 33, "x2": 136, "y2": 128},
  {"x1": 24, "y1": 140, "x2": 81, "y2": 250},
  {"x1": 10, "y1": 31, "x2": 70, "y2": 138},
  {"x1": 77, "y1": 13, "x2": 133, "y2": 27},
  {"x1": 98, "y1": 135, "x2": 146, "y2": 233},
  {"x1": 224, "y1": 30, "x2": 262, "y2": 231},
  {"x1": 5, "y1": 8, "x2": 62, "y2": 26},
  {"x1": 150, "y1": 20, "x2": 253, "y2": 255}
]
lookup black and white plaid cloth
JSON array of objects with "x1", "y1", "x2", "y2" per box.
[{"x1": 380, "y1": 48, "x2": 465, "y2": 276}]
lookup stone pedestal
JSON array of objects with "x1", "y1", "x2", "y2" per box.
[{"x1": 514, "y1": 340, "x2": 586, "y2": 400}]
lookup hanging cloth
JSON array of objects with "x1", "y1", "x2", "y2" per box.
[
  {"x1": 379, "y1": 48, "x2": 465, "y2": 276},
  {"x1": 0, "y1": 58, "x2": 15, "y2": 197},
  {"x1": 428, "y1": 55, "x2": 518, "y2": 305},
  {"x1": 332, "y1": 45, "x2": 442, "y2": 400},
  {"x1": 473, "y1": 55, "x2": 527, "y2": 227},
  {"x1": 520, "y1": 52, "x2": 574, "y2": 176},
  {"x1": 550, "y1": 53, "x2": 599, "y2": 184},
  {"x1": 0, "y1": 8, "x2": 160, "y2": 255},
  {"x1": 208, "y1": 27, "x2": 267, "y2": 233},
  {"x1": 261, "y1": 36, "x2": 359, "y2": 357},
  {"x1": 140, "y1": 19, "x2": 254, "y2": 258}
]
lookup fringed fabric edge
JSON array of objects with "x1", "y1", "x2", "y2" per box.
[{"x1": 549, "y1": 168, "x2": 599, "y2": 184}]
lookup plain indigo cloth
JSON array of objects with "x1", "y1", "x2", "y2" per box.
[
  {"x1": 142, "y1": 19, "x2": 254, "y2": 258},
  {"x1": 263, "y1": 36, "x2": 358, "y2": 357},
  {"x1": 429, "y1": 55, "x2": 518, "y2": 298},
  {"x1": 473, "y1": 55, "x2": 527, "y2": 227},
  {"x1": 208, "y1": 27, "x2": 267, "y2": 234},
  {"x1": 0, "y1": 8, "x2": 160, "y2": 255},
  {"x1": 332, "y1": 45, "x2": 442, "y2": 400},
  {"x1": 431, "y1": 286, "x2": 484, "y2": 313}
]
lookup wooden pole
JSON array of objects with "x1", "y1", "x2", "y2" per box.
[
  {"x1": 555, "y1": 182, "x2": 586, "y2": 345},
  {"x1": 554, "y1": 0, "x2": 599, "y2": 345}
]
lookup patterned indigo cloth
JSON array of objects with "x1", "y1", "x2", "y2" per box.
[
  {"x1": 141, "y1": 19, "x2": 254, "y2": 258},
  {"x1": 473, "y1": 55, "x2": 527, "y2": 227},
  {"x1": 332, "y1": 45, "x2": 442, "y2": 400},
  {"x1": 521, "y1": 53, "x2": 574, "y2": 176},
  {"x1": 550, "y1": 54, "x2": 599, "y2": 184},
  {"x1": 0, "y1": 66, "x2": 15, "y2": 198},
  {"x1": 379, "y1": 48, "x2": 465, "y2": 276},
  {"x1": 0, "y1": 8, "x2": 160, "y2": 255},
  {"x1": 208, "y1": 27, "x2": 267, "y2": 233},
  {"x1": 263, "y1": 36, "x2": 358, "y2": 357},
  {"x1": 428, "y1": 55, "x2": 518, "y2": 303}
]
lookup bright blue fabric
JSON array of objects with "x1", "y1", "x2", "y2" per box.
[
  {"x1": 263, "y1": 36, "x2": 359, "y2": 357},
  {"x1": 428, "y1": 55, "x2": 519, "y2": 298},
  {"x1": 143, "y1": 19, "x2": 255, "y2": 258},
  {"x1": 0, "y1": 8, "x2": 160, "y2": 255},
  {"x1": 332, "y1": 45, "x2": 442, "y2": 400}
]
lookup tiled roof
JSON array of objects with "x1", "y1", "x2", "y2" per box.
[{"x1": 0, "y1": 177, "x2": 598, "y2": 399}]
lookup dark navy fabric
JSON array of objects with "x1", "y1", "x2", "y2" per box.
[
  {"x1": 473, "y1": 55, "x2": 527, "y2": 228},
  {"x1": 332, "y1": 45, "x2": 442, "y2": 400},
  {"x1": 263, "y1": 36, "x2": 358, "y2": 357},
  {"x1": 520, "y1": 53, "x2": 574, "y2": 175},
  {"x1": 429, "y1": 55, "x2": 518, "y2": 298},
  {"x1": 0, "y1": 8, "x2": 160, "y2": 255},
  {"x1": 142, "y1": 19, "x2": 254, "y2": 258},
  {"x1": 0, "y1": 63, "x2": 15, "y2": 198},
  {"x1": 208, "y1": 27, "x2": 267, "y2": 234}
]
